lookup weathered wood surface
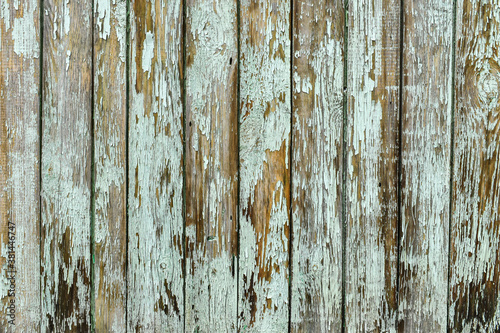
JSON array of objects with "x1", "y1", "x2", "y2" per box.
[
  {"x1": 290, "y1": 0, "x2": 344, "y2": 331},
  {"x1": 184, "y1": 0, "x2": 239, "y2": 331},
  {"x1": 345, "y1": 0, "x2": 400, "y2": 332},
  {"x1": 238, "y1": 0, "x2": 291, "y2": 330},
  {"x1": 398, "y1": 0, "x2": 455, "y2": 331},
  {"x1": 449, "y1": 0, "x2": 500, "y2": 331},
  {"x1": 128, "y1": 0, "x2": 184, "y2": 330},
  {"x1": 41, "y1": 0, "x2": 93, "y2": 330},
  {"x1": 0, "y1": 0, "x2": 40, "y2": 330},
  {"x1": 3, "y1": 1, "x2": 500, "y2": 331},
  {"x1": 93, "y1": 0, "x2": 127, "y2": 330}
]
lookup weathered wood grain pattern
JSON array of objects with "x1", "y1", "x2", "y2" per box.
[
  {"x1": 449, "y1": 1, "x2": 500, "y2": 331},
  {"x1": 398, "y1": 0, "x2": 454, "y2": 331},
  {"x1": 345, "y1": 0, "x2": 400, "y2": 331},
  {"x1": 128, "y1": 0, "x2": 184, "y2": 330},
  {"x1": 0, "y1": 0, "x2": 40, "y2": 330},
  {"x1": 238, "y1": 0, "x2": 291, "y2": 329},
  {"x1": 93, "y1": 0, "x2": 127, "y2": 330},
  {"x1": 41, "y1": 0, "x2": 93, "y2": 330},
  {"x1": 290, "y1": 0, "x2": 344, "y2": 331},
  {"x1": 184, "y1": 0, "x2": 238, "y2": 331}
]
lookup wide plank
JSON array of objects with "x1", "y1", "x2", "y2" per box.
[
  {"x1": 449, "y1": 1, "x2": 500, "y2": 331},
  {"x1": 128, "y1": 0, "x2": 184, "y2": 330},
  {"x1": 184, "y1": 0, "x2": 239, "y2": 331},
  {"x1": 345, "y1": 0, "x2": 400, "y2": 331},
  {"x1": 398, "y1": 0, "x2": 455, "y2": 331},
  {"x1": 93, "y1": 0, "x2": 127, "y2": 330},
  {"x1": 41, "y1": 0, "x2": 93, "y2": 330},
  {"x1": 238, "y1": 0, "x2": 291, "y2": 330},
  {"x1": 290, "y1": 0, "x2": 344, "y2": 331},
  {"x1": 0, "y1": 0, "x2": 40, "y2": 330}
]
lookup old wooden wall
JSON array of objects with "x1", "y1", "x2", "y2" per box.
[{"x1": 0, "y1": 0, "x2": 499, "y2": 332}]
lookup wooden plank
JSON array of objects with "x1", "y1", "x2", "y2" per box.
[
  {"x1": 0, "y1": 0, "x2": 40, "y2": 330},
  {"x1": 345, "y1": 0, "x2": 400, "y2": 331},
  {"x1": 40, "y1": 0, "x2": 93, "y2": 330},
  {"x1": 184, "y1": 0, "x2": 238, "y2": 331},
  {"x1": 449, "y1": 1, "x2": 500, "y2": 331},
  {"x1": 289, "y1": 0, "x2": 344, "y2": 331},
  {"x1": 93, "y1": 0, "x2": 127, "y2": 330},
  {"x1": 128, "y1": 0, "x2": 184, "y2": 330},
  {"x1": 398, "y1": 0, "x2": 455, "y2": 331},
  {"x1": 238, "y1": 0, "x2": 291, "y2": 329}
]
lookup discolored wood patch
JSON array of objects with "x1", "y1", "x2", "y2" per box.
[{"x1": 450, "y1": 1, "x2": 500, "y2": 331}]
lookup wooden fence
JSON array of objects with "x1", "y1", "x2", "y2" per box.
[{"x1": 1, "y1": 0, "x2": 499, "y2": 331}]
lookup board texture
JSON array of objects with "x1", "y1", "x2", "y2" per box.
[
  {"x1": 184, "y1": 0, "x2": 239, "y2": 331},
  {"x1": 345, "y1": 0, "x2": 400, "y2": 331},
  {"x1": 238, "y1": 0, "x2": 291, "y2": 330},
  {"x1": 0, "y1": 1, "x2": 500, "y2": 332},
  {"x1": 93, "y1": 0, "x2": 128, "y2": 330},
  {"x1": 449, "y1": 0, "x2": 500, "y2": 331},
  {"x1": 290, "y1": 0, "x2": 344, "y2": 332},
  {"x1": 0, "y1": 0, "x2": 40, "y2": 330},
  {"x1": 128, "y1": 0, "x2": 184, "y2": 330},
  {"x1": 398, "y1": 0, "x2": 455, "y2": 331},
  {"x1": 41, "y1": 0, "x2": 93, "y2": 330}
]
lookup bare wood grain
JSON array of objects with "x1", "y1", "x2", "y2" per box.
[
  {"x1": 128, "y1": 0, "x2": 184, "y2": 330},
  {"x1": 345, "y1": 0, "x2": 400, "y2": 331},
  {"x1": 449, "y1": 1, "x2": 500, "y2": 331},
  {"x1": 41, "y1": 0, "x2": 93, "y2": 330},
  {"x1": 0, "y1": 0, "x2": 40, "y2": 330},
  {"x1": 398, "y1": 0, "x2": 454, "y2": 331},
  {"x1": 290, "y1": 0, "x2": 344, "y2": 331},
  {"x1": 184, "y1": 0, "x2": 239, "y2": 331},
  {"x1": 238, "y1": 0, "x2": 291, "y2": 330},
  {"x1": 93, "y1": 0, "x2": 127, "y2": 330}
]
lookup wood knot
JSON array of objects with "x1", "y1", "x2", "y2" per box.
[
  {"x1": 477, "y1": 71, "x2": 499, "y2": 108},
  {"x1": 470, "y1": 60, "x2": 500, "y2": 110}
]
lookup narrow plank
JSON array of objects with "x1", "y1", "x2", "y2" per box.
[
  {"x1": 184, "y1": 0, "x2": 238, "y2": 331},
  {"x1": 0, "y1": 0, "x2": 40, "y2": 330},
  {"x1": 41, "y1": 0, "x2": 93, "y2": 330},
  {"x1": 398, "y1": 0, "x2": 455, "y2": 331},
  {"x1": 128, "y1": 0, "x2": 184, "y2": 330},
  {"x1": 289, "y1": 0, "x2": 344, "y2": 331},
  {"x1": 93, "y1": 0, "x2": 127, "y2": 330},
  {"x1": 345, "y1": 0, "x2": 400, "y2": 331},
  {"x1": 238, "y1": 0, "x2": 291, "y2": 329},
  {"x1": 449, "y1": 1, "x2": 500, "y2": 331}
]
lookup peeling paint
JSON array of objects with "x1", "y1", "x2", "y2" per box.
[
  {"x1": 290, "y1": 0, "x2": 344, "y2": 331},
  {"x1": 184, "y1": 0, "x2": 238, "y2": 330},
  {"x1": 450, "y1": 1, "x2": 500, "y2": 331},
  {"x1": 239, "y1": 0, "x2": 291, "y2": 329},
  {"x1": 345, "y1": 0, "x2": 400, "y2": 331},
  {"x1": 128, "y1": 0, "x2": 184, "y2": 330}
]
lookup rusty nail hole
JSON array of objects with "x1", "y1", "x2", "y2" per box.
[{"x1": 160, "y1": 263, "x2": 167, "y2": 269}]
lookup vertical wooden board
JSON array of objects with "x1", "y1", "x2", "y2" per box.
[
  {"x1": 93, "y1": 0, "x2": 127, "y2": 330},
  {"x1": 398, "y1": 0, "x2": 454, "y2": 331},
  {"x1": 290, "y1": 0, "x2": 344, "y2": 331},
  {"x1": 41, "y1": 0, "x2": 92, "y2": 330},
  {"x1": 0, "y1": 0, "x2": 40, "y2": 330},
  {"x1": 345, "y1": 0, "x2": 400, "y2": 331},
  {"x1": 184, "y1": 0, "x2": 238, "y2": 331},
  {"x1": 450, "y1": 1, "x2": 500, "y2": 331},
  {"x1": 128, "y1": 0, "x2": 184, "y2": 330},
  {"x1": 238, "y1": 0, "x2": 291, "y2": 330}
]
